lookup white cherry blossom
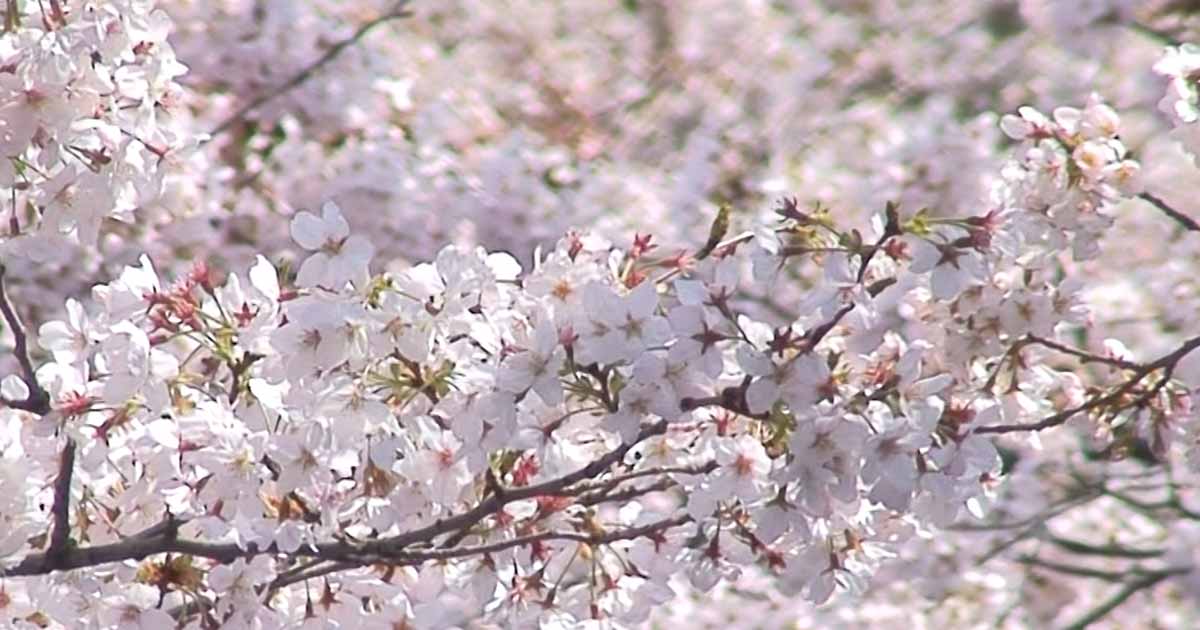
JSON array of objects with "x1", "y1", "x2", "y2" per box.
[{"x1": 291, "y1": 201, "x2": 375, "y2": 289}]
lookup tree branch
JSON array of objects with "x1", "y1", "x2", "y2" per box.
[
  {"x1": 364, "y1": 419, "x2": 670, "y2": 555},
  {"x1": 1138, "y1": 192, "x2": 1200, "y2": 233},
  {"x1": 268, "y1": 559, "x2": 360, "y2": 593},
  {"x1": 1060, "y1": 569, "x2": 1181, "y2": 630},
  {"x1": 560, "y1": 461, "x2": 717, "y2": 501},
  {"x1": 0, "y1": 264, "x2": 76, "y2": 570},
  {"x1": 856, "y1": 200, "x2": 902, "y2": 283},
  {"x1": 0, "y1": 263, "x2": 50, "y2": 415},
  {"x1": 43, "y1": 439, "x2": 76, "y2": 570},
  {"x1": 169, "y1": 515, "x2": 690, "y2": 621},
  {"x1": 383, "y1": 514, "x2": 691, "y2": 564},
  {"x1": 2, "y1": 419, "x2": 672, "y2": 577},
  {"x1": 1016, "y1": 555, "x2": 1131, "y2": 583},
  {"x1": 577, "y1": 477, "x2": 679, "y2": 507},
  {"x1": 1045, "y1": 534, "x2": 1164, "y2": 559},
  {"x1": 1025, "y1": 335, "x2": 1143, "y2": 371},
  {"x1": 977, "y1": 335, "x2": 1200, "y2": 434},
  {"x1": 205, "y1": 1, "x2": 414, "y2": 139}
]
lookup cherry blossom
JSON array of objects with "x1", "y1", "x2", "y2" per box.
[
  {"x1": 2, "y1": 2, "x2": 1200, "y2": 629},
  {"x1": 290, "y1": 201, "x2": 376, "y2": 290}
]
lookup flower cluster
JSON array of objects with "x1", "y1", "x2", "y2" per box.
[
  {"x1": 1000, "y1": 95, "x2": 1142, "y2": 259},
  {"x1": 2, "y1": 1, "x2": 1200, "y2": 629},
  {"x1": 0, "y1": 0, "x2": 193, "y2": 250},
  {"x1": 0, "y1": 123, "x2": 1183, "y2": 625},
  {"x1": 1155, "y1": 43, "x2": 1200, "y2": 160}
]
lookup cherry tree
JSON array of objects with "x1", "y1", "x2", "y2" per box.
[{"x1": 3, "y1": 1, "x2": 1200, "y2": 629}]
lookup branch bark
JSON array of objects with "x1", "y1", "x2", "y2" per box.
[{"x1": 43, "y1": 439, "x2": 76, "y2": 570}]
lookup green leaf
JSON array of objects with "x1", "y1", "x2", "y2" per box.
[
  {"x1": 4, "y1": 0, "x2": 23, "y2": 33},
  {"x1": 696, "y1": 204, "x2": 731, "y2": 260}
]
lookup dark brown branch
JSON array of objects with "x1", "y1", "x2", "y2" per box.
[
  {"x1": 43, "y1": 439, "x2": 76, "y2": 570},
  {"x1": 0, "y1": 263, "x2": 50, "y2": 415},
  {"x1": 205, "y1": 1, "x2": 414, "y2": 139},
  {"x1": 173, "y1": 515, "x2": 689, "y2": 622},
  {"x1": 856, "y1": 201, "x2": 902, "y2": 283},
  {"x1": 1061, "y1": 569, "x2": 1183, "y2": 630},
  {"x1": 977, "y1": 335, "x2": 1200, "y2": 434},
  {"x1": 368, "y1": 419, "x2": 670, "y2": 554},
  {"x1": 0, "y1": 264, "x2": 74, "y2": 570},
  {"x1": 987, "y1": 332, "x2": 1144, "y2": 395},
  {"x1": 2, "y1": 420, "x2": 671, "y2": 577},
  {"x1": 268, "y1": 560, "x2": 360, "y2": 592},
  {"x1": 568, "y1": 463, "x2": 718, "y2": 509},
  {"x1": 809, "y1": 205, "x2": 898, "y2": 345},
  {"x1": 1138, "y1": 192, "x2": 1200, "y2": 233},
  {"x1": 384, "y1": 514, "x2": 691, "y2": 564},
  {"x1": 1025, "y1": 335, "x2": 1144, "y2": 371},
  {"x1": 577, "y1": 477, "x2": 678, "y2": 507},
  {"x1": 3, "y1": 531, "x2": 190, "y2": 577},
  {"x1": 1015, "y1": 555, "x2": 1129, "y2": 582},
  {"x1": 560, "y1": 461, "x2": 717, "y2": 500},
  {"x1": 1045, "y1": 534, "x2": 1164, "y2": 559}
]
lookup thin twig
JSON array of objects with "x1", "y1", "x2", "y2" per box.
[
  {"x1": 977, "y1": 335, "x2": 1200, "y2": 434},
  {"x1": 856, "y1": 201, "x2": 901, "y2": 283},
  {"x1": 576, "y1": 477, "x2": 679, "y2": 507},
  {"x1": 563, "y1": 461, "x2": 717, "y2": 500},
  {"x1": 382, "y1": 514, "x2": 690, "y2": 564},
  {"x1": 1125, "y1": 20, "x2": 1185, "y2": 48},
  {"x1": 1138, "y1": 192, "x2": 1200, "y2": 233},
  {"x1": 269, "y1": 560, "x2": 360, "y2": 592},
  {"x1": 1026, "y1": 335, "x2": 1143, "y2": 371},
  {"x1": 1045, "y1": 534, "x2": 1164, "y2": 559},
  {"x1": 1060, "y1": 569, "x2": 1181, "y2": 630},
  {"x1": 968, "y1": 491, "x2": 1105, "y2": 564},
  {"x1": 205, "y1": 2, "x2": 414, "y2": 140},
  {"x1": 1015, "y1": 555, "x2": 1128, "y2": 582},
  {"x1": 169, "y1": 515, "x2": 683, "y2": 622}
]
